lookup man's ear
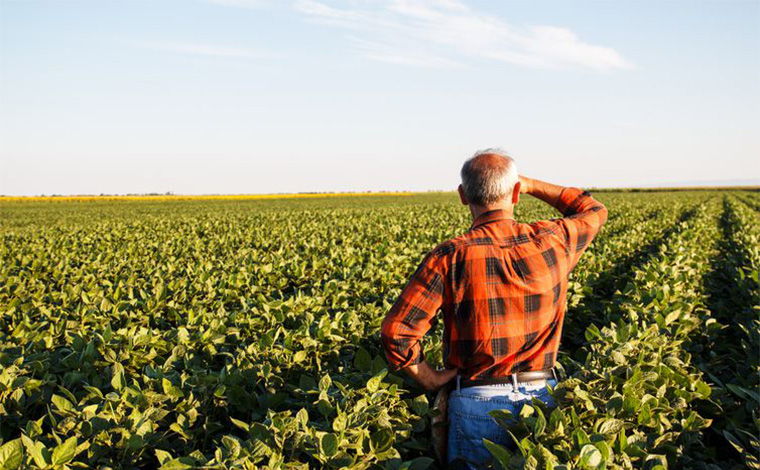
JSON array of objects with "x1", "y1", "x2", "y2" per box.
[
  {"x1": 511, "y1": 182, "x2": 520, "y2": 205},
  {"x1": 457, "y1": 184, "x2": 468, "y2": 206}
]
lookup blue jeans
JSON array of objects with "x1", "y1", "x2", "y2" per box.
[{"x1": 447, "y1": 378, "x2": 558, "y2": 469}]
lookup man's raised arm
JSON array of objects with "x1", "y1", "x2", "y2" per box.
[{"x1": 519, "y1": 176, "x2": 608, "y2": 269}]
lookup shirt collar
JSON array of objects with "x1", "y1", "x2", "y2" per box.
[{"x1": 471, "y1": 209, "x2": 516, "y2": 229}]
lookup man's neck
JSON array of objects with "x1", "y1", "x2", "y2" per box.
[{"x1": 469, "y1": 203, "x2": 514, "y2": 222}]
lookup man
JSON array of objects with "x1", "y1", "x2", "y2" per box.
[{"x1": 380, "y1": 149, "x2": 607, "y2": 468}]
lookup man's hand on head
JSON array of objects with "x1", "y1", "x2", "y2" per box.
[
  {"x1": 518, "y1": 175, "x2": 532, "y2": 194},
  {"x1": 401, "y1": 361, "x2": 458, "y2": 392}
]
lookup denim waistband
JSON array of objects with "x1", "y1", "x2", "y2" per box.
[{"x1": 455, "y1": 375, "x2": 556, "y2": 393}]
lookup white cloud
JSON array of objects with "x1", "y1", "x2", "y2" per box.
[
  {"x1": 133, "y1": 40, "x2": 273, "y2": 60},
  {"x1": 294, "y1": 0, "x2": 634, "y2": 71}
]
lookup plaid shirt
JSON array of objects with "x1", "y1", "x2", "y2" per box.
[{"x1": 380, "y1": 187, "x2": 607, "y2": 380}]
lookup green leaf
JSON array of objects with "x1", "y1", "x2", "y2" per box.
[
  {"x1": 484, "y1": 439, "x2": 512, "y2": 469},
  {"x1": 0, "y1": 439, "x2": 23, "y2": 470},
  {"x1": 160, "y1": 457, "x2": 195, "y2": 470},
  {"x1": 111, "y1": 363, "x2": 126, "y2": 391},
  {"x1": 664, "y1": 309, "x2": 681, "y2": 325},
  {"x1": 411, "y1": 395, "x2": 429, "y2": 416},
  {"x1": 51, "y1": 394, "x2": 74, "y2": 413},
  {"x1": 51, "y1": 437, "x2": 78, "y2": 465},
  {"x1": 519, "y1": 404, "x2": 535, "y2": 419},
  {"x1": 296, "y1": 408, "x2": 309, "y2": 429},
  {"x1": 597, "y1": 418, "x2": 624, "y2": 435},
  {"x1": 221, "y1": 436, "x2": 242, "y2": 458},
  {"x1": 162, "y1": 378, "x2": 184, "y2": 399},
  {"x1": 694, "y1": 380, "x2": 712, "y2": 399},
  {"x1": 573, "y1": 428, "x2": 591, "y2": 447},
  {"x1": 585, "y1": 324, "x2": 602, "y2": 341},
  {"x1": 293, "y1": 350, "x2": 308, "y2": 363},
  {"x1": 367, "y1": 370, "x2": 387, "y2": 393},
  {"x1": 623, "y1": 395, "x2": 640, "y2": 414},
  {"x1": 333, "y1": 413, "x2": 348, "y2": 432},
  {"x1": 726, "y1": 383, "x2": 760, "y2": 403},
  {"x1": 371, "y1": 355, "x2": 386, "y2": 374},
  {"x1": 370, "y1": 429, "x2": 393, "y2": 453},
  {"x1": 319, "y1": 374, "x2": 332, "y2": 392},
  {"x1": 533, "y1": 407, "x2": 546, "y2": 437},
  {"x1": 155, "y1": 449, "x2": 173, "y2": 465},
  {"x1": 230, "y1": 418, "x2": 250, "y2": 433},
  {"x1": 259, "y1": 331, "x2": 274, "y2": 348},
  {"x1": 615, "y1": 429, "x2": 627, "y2": 453},
  {"x1": 250, "y1": 438, "x2": 271, "y2": 461},
  {"x1": 354, "y1": 347, "x2": 372, "y2": 372},
  {"x1": 611, "y1": 351, "x2": 626, "y2": 365},
  {"x1": 579, "y1": 444, "x2": 602, "y2": 469},
  {"x1": 320, "y1": 433, "x2": 339, "y2": 457},
  {"x1": 644, "y1": 454, "x2": 668, "y2": 470},
  {"x1": 722, "y1": 430, "x2": 746, "y2": 454},
  {"x1": 82, "y1": 385, "x2": 104, "y2": 400},
  {"x1": 21, "y1": 436, "x2": 49, "y2": 468},
  {"x1": 595, "y1": 441, "x2": 612, "y2": 462}
]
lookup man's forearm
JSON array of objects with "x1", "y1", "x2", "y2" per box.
[
  {"x1": 520, "y1": 177, "x2": 567, "y2": 213},
  {"x1": 401, "y1": 360, "x2": 457, "y2": 392}
]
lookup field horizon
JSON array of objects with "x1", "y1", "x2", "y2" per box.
[{"x1": 1, "y1": 185, "x2": 759, "y2": 202}]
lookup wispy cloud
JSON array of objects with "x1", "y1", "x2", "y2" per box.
[
  {"x1": 133, "y1": 40, "x2": 274, "y2": 60},
  {"x1": 294, "y1": 0, "x2": 634, "y2": 71},
  {"x1": 349, "y1": 36, "x2": 464, "y2": 69}
]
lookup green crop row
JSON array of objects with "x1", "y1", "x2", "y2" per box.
[
  {"x1": 687, "y1": 196, "x2": 760, "y2": 469},
  {"x1": 560, "y1": 196, "x2": 701, "y2": 353}
]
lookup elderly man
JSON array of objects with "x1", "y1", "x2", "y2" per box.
[{"x1": 380, "y1": 149, "x2": 607, "y2": 468}]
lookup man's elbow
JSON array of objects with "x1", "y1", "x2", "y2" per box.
[
  {"x1": 380, "y1": 315, "x2": 395, "y2": 343},
  {"x1": 587, "y1": 199, "x2": 608, "y2": 227},
  {"x1": 598, "y1": 203, "x2": 609, "y2": 226}
]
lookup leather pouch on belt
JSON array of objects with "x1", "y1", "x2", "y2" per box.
[{"x1": 431, "y1": 382, "x2": 451, "y2": 464}]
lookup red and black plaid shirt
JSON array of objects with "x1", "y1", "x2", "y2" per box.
[{"x1": 380, "y1": 187, "x2": 607, "y2": 380}]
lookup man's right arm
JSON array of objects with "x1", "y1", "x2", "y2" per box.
[
  {"x1": 380, "y1": 250, "x2": 456, "y2": 391},
  {"x1": 519, "y1": 176, "x2": 608, "y2": 270}
]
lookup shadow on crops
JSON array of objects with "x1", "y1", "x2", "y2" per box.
[
  {"x1": 562, "y1": 206, "x2": 699, "y2": 353},
  {"x1": 688, "y1": 196, "x2": 760, "y2": 467}
]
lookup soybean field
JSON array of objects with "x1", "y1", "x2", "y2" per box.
[{"x1": 0, "y1": 190, "x2": 758, "y2": 470}]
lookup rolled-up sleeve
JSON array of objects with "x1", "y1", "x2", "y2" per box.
[
  {"x1": 553, "y1": 187, "x2": 608, "y2": 271},
  {"x1": 380, "y1": 251, "x2": 445, "y2": 372}
]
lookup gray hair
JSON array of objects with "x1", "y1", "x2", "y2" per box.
[{"x1": 460, "y1": 148, "x2": 519, "y2": 206}]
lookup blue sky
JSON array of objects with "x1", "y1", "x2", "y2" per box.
[{"x1": 1, "y1": 0, "x2": 758, "y2": 195}]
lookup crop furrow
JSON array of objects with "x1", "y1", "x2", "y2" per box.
[
  {"x1": 736, "y1": 193, "x2": 760, "y2": 213},
  {"x1": 561, "y1": 203, "x2": 700, "y2": 353},
  {"x1": 686, "y1": 196, "x2": 760, "y2": 469}
]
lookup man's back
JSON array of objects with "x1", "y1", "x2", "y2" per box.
[{"x1": 381, "y1": 186, "x2": 607, "y2": 380}]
